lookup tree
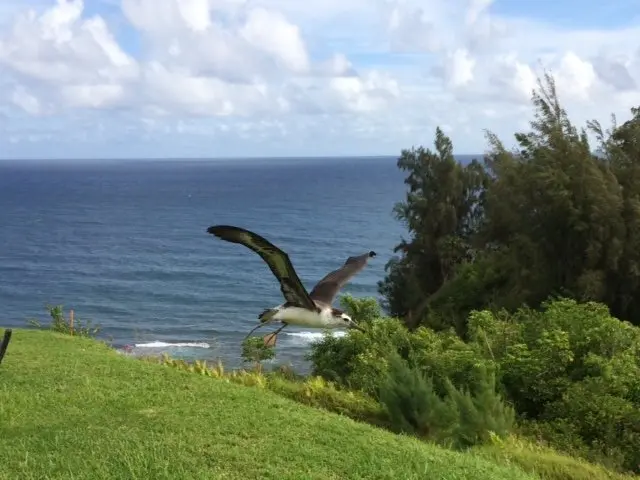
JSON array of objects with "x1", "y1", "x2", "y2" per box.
[
  {"x1": 378, "y1": 127, "x2": 488, "y2": 331},
  {"x1": 241, "y1": 336, "x2": 275, "y2": 372},
  {"x1": 479, "y1": 73, "x2": 625, "y2": 309},
  {"x1": 589, "y1": 107, "x2": 640, "y2": 323},
  {"x1": 380, "y1": 72, "x2": 640, "y2": 331}
]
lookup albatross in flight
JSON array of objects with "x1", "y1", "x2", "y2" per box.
[{"x1": 207, "y1": 225, "x2": 376, "y2": 345}]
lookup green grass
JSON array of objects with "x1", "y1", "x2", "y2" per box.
[
  {"x1": 0, "y1": 329, "x2": 538, "y2": 480},
  {"x1": 475, "y1": 436, "x2": 635, "y2": 480}
]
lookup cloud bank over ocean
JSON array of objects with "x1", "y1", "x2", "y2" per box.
[{"x1": 1, "y1": 0, "x2": 639, "y2": 158}]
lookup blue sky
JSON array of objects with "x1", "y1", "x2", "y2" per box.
[
  {"x1": 0, "y1": 0, "x2": 639, "y2": 159},
  {"x1": 492, "y1": 0, "x2": 640, "y2": 28}
]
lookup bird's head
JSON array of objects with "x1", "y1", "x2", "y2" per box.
[
  {"x1": 368, "y1": 251, "x2": 377, "y2": 258},
  {"x1": 333, "y1": 310, "x2": 364, "y2": 332}
]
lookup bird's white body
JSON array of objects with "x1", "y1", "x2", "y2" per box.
[
  {"x1": 206, "y1": 225, "x2": 371, "y2": 339},
  {"x1": 267, "y1": 303, "x2": 351, "y2": 329}
]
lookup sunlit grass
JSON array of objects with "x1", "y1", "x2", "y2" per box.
[{"x1": 0, "y1": 329, "x2": 536, "y2": 480}]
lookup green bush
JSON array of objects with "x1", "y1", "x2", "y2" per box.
[
  {"x1": 241, "y1": 336, "x2": 276, "y2": 370},
  {"x1": 309, "y1": 296, "x2": 500, "y2": 405},
  {"x1": 446, "y1": 364, "x2": 516, "y2": 448},
  {"x1": 379, "y1": 353, "x2": 457, "y2": 441},
  {"x1": 467, "y1": 298, "x2": 640, "y2": 473},
  {"x1": 311, "y1": 296, "x2": 640, "y2": 473},
  {"x1": 543, "y1": 381, "x2": 640, "y2": 472},
  {"x1": 338, "y1": 294, "x2": 384, "y2": 326},
  {"x1": 379, "y1": 354, "x2": 514, "y2": 448},
  {"x1": 28, "y1": 305, "x2": 100, "y2": 338},
  {"x1": 308, "y1": 315, "x2": 409, "y2": 395},
  {"x1": 308, "y1": 296, "x2": 493, "y2": 398}
]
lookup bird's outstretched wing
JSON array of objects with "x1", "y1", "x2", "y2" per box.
[
  {"x1": 207, "y1": 225, "x2": 317, "y2": 311},
  {"x1": 308, "y1": 251, "x2": 376, "y2": 305}
]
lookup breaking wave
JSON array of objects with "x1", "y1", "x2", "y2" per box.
[
  {"x1": 282, "y1": 331, "x2": 346, "y2": 342},
  {"x1": 133, "y1": 341, "x2": 211, "y2": 349}
]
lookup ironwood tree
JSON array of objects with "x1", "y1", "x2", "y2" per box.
[{"x1": 380, "y1": 73, "x2": 640, "y2": 331}]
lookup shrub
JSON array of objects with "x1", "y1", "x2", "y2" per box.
[
  {"x1": 308, "y1": 296, "x2": 494, "y2": 399},
  {"x1": 311, "y1": 296, "x2": 640, "y2": 473},
  {"x1": 28, "y1": 305, "x2": 100, "y2": 338},
  {"x1": 379, "y1": 354, "x2": 514, "y2": 448},
  {"x1": 338, "y1": 294, "x2": 384, "y2": 326},
  {"x1": 468, "y1": 298, "x2": 640, "y2": 473},
  {"x1": 542, "y1": 380, "x2": 640, "y2": 473},
  {"x1": 445, "y1": 364, "x2": 516, "y2": 448},
  {"x1": 378, "y1": 353, "x2": 457, "y2": 441},
  {"x1": 307, "y1": 315, "x2": 411, "y2": 395},
  {"x1": 241, "y1": 336, "x2": 276, "y2": 371}
]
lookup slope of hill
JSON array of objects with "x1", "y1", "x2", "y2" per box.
[{"x1": 0, "y1": 329, "x2": 536, "y2": 480}]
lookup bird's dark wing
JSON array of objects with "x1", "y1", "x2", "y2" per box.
[
  {"x1": 308, "y1": 251, "x2": 376, "y2": 305},
  {"x1": 207, "y1": 225, "x2": 317, "y2": 311}
]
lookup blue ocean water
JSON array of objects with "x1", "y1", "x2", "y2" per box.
[{"x1": 0, "y1": 155, "x2": 474, "y2": 371}]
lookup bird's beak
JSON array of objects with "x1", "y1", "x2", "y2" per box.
[{"x1": 349, "y1": 322, "x2": 365, "y2": 332}]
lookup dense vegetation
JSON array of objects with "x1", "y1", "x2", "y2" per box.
[
  {"x1": 309, "y1": 74, "x2": 640, "y2": 474},
  {"x1": 379, "y1": 74, "x2": 640, "y2": 333},
  {"x1": 309, "y1": 296, "x2": 640, "y2": 474}
]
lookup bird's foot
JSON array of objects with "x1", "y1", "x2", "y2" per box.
[{"x1": 263, "y1": 332, "x2": 278, "y2": 347}]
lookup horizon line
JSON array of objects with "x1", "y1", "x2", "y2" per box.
[{"x1": 0, "y1": 153, "x2": 484, "y2": 162}]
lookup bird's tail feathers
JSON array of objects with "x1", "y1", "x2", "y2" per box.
[{"x1": 258, "y1": 308, "x2": 279, "y2": 324}]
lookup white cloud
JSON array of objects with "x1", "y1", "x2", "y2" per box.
[
  {"x1": 0, "y1": 1, "x2": 138, "y2": 85},
  {"x1": 445, "y1": 48, "x2": 476, "y2": 88},
  {"x1": 388, "y1": 4, "x2": 442, "y2": 53},
  {"x1": 0, "y1": 0, "x2": 639, "y2": 158},
  {"x1": 555, "y1": 52, "x2": 598, "y2": 102},
  {"x1": 11, "y1": 85, "x2": 44, "y2": 115},
  {"x1": 329, "y1": 71, "x2": 400, "y2": 112},
  {"x1": 140, "y1": 61, "x2": 273, "y2": 116},
  {"x1": 60, "y1": 83, "x2": 126, "y2": 109},
  {"x1": 240, "y1": 7, "x2": 310, "y2": 74}
]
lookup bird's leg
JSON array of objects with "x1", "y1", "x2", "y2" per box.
[
  {"x1": 271, "y1": 323, "x2": 288, "y2": 336},
  {"x1": 263, "y1": 323, "x2": 288, "y2": 347},
  {"x1": 244, "y1": 316, "x2": 285, "y2": 341},
  {"x1": 243, "y1": 322, "x2": 267, "y2": 341}
]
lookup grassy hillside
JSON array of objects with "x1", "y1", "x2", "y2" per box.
[{"x1": 0, "y1": 329, "x2": 537, "y2": 480}]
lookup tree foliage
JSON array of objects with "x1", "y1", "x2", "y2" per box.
[
  {"x1": 379, "y1": 73, "x2": 640, "y2": 332},
  {"x1": 241, "y1": 336, "x2": 276, "y2": 370},
  {"x1": 379, "y1": 354, "x2": 515, "y2": 449},
  {"x1": 378, "y1": 127, "x2": 488, "y2": 332},
  {"x1": 309, "y1": 296, "x2": 640, "y2": 473}
]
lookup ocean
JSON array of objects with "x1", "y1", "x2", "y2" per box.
[{"x1": 0, "y1": 155, "x2": 473, "y2": 372}]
